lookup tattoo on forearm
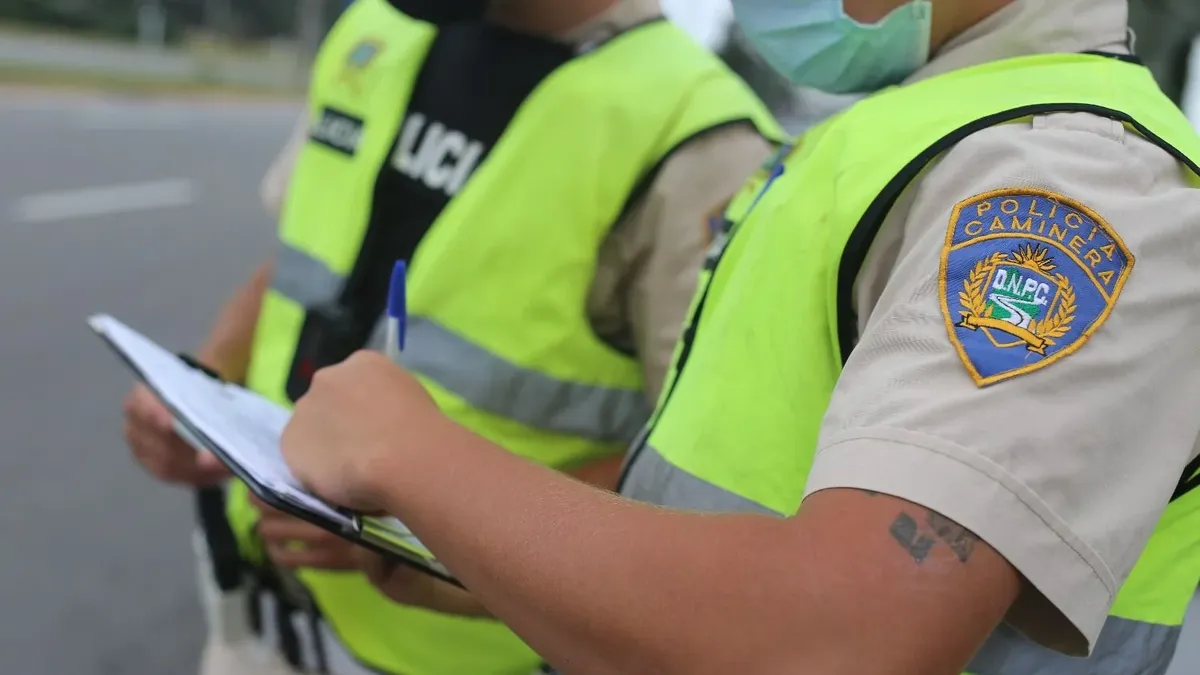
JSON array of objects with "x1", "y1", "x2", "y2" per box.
[
  {"x1": 926, "y1": 512, "x2": 977, "y2": 562},
  {"x1": 889, "y1": 511, "x2": 979, "y2": 564},
  {"x1": 856, "y1": 490, "x2": 980, "y2": 563},
  {"x1": 889, "y1": 514, "x2": 935, "y2": 563}
]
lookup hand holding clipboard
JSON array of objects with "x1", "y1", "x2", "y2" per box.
[{"x1": 89, "y1": 259, "x2": 459, "y2": 587}]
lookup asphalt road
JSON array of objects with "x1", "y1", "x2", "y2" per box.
[
  {"x1": 0, "y1": 89, "x2": 296, "y2": 674},
  {"x1": 0, "y1": 88, "x2": 1197, "y2": 675}
]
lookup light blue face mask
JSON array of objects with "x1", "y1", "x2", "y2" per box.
[{"x1": 732, "y1": 0, "x2": 934, "y2": 95}]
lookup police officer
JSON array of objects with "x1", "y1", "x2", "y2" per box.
[
  {"x1": 277, "y1": 0, "x2": 1200, "y2": 673},
  {"x1": 120, "y1": 0, "x2": 780, "y2": 673}
]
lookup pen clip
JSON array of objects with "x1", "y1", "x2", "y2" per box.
[{"x1": 387, "y1": 260, "x2": 407, "y2": 352}]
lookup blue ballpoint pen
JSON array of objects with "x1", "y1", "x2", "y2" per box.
[{"x1": 385, "y1": 260, "x2": 407, "y2": 362}]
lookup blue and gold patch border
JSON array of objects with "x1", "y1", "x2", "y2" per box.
[{"x1": 938, "y1": 187, "x2": 1135, "y2": 387}]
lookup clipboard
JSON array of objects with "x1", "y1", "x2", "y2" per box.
[{"x1": 89, "y1": 313, "x2": 461, "y2": 588}]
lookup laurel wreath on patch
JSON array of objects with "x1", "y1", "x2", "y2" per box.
[{"x1": 958, "y1": 246, "x2": 1076, "y2": 345}]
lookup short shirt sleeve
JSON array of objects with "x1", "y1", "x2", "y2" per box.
[
  {"x1": 803, "y1": 111, "x2": 1200, "y2": 652},
  {"x1": 259, "y1": 111, "x2": 310, "y2": 220},
  {"x1": 588, "y1": 124, "x2": 775, "y2": 403}
]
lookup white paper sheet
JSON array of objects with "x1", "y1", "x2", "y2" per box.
[{"x1": 89, "y1": 313, "x2": 351, "y2": 526}]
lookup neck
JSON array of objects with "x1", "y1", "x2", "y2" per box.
[
  {"x1": 929, "y1": 0, "x2": 1015, "y2": 52},
  {"x1": 486, "y1": 0, "x2": 618, "y2": 36}
]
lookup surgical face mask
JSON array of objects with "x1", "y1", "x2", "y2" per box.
[
  {"x1": 732, "y1": 0, "x2": 934, "y2": 94},
  {"x1": 387, "y1": 0, "x2": 489, "y2": 25}
]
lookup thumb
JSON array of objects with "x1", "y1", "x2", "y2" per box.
[
  {"x1": 354, "y1": 548, "x2": 392, "y2": 583},
  {"x1": 144, "y1": 394, "x2": 177, "y2": 433},
  {"x1": 158, "y1": 401, "x2": 179, "y2": 427},
  {"x1": 194, "y1": 451, "x2": 231, "y2": 484},
  {"x1": 196, "y1": 450, "x2": 225, "y2": 472}
]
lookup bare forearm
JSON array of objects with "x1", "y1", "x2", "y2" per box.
[
  {"x1": 196, "y1": 260, "x2": 272, "y2": 383},
  {"x1": 376, "y1": 425, "x2": 1016, "y2": 674},
  {"x1": 380, "y1": 436, "x2": 754, "y2": 672},
  {"x1": 409, "y1": 454, "x2": 626, "y2": 621},
  {"x1": 565, "y1": 453, "x2": 624, "y2": 491},
  {"x1": 376, "y1": 428, "x2": 837, "y2": 673}
]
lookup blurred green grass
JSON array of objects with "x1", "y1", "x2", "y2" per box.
[
  {"x1": 0, "y1": 63, "x2": 303, "y2": 98},
  {"x1": 0, "y1": 22, "x2": 306, "y2": 98}
]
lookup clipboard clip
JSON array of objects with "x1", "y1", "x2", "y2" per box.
[
  {"x1": 274, "y1": 490, "x2": 363, "y2": 536},
  {"x1": 178, "y1": 352, "x2": 224, "y2": 382}
]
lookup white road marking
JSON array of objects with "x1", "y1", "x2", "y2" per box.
[
  {"x1": 75, "y1": 105, "x2": 194, "y2": 130},
  {"x1": 10, "y1": 178, "x2": 197, "y2": 223}
]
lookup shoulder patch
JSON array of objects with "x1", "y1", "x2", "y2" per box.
[
  {"x1": 346, "y1": 39, "x2": 383, "y2": 69},
  {"x1": 939, "y1": 188, "x2": 1133, "y2": 387},
  {"x1": 338, "y1": 38, "x2": 385, "y2": 95}
]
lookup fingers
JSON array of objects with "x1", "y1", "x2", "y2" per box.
[
  {"x1": 258, "y1": 514, "x2": 338, "y2": 544},
  {"x1": 256, "y1": 506, "x2": 361, "y2": 570},
  {"x1": 246, "y1": 485, "x2": 272, "y2": 506},
  {"x1": 258, "y1": 522, "x2": 360, "y2": 570},
  {"x1": 192, "y1": 452, "x2": 232, "y2": 484},
  {"x1": 358, "y1": 555, "x2": 486, "y2": 616},
  {"x1": 265, "y1": 542, "x2": 361, "y2": 570},
  {"x1": 247, "y1": 491, "x2": 302, "y2": 519},
  {"x1": 123, "y1": 385, "x2": 229, "y2": 487},
  {"x1": 366, "y1": 561, "x2": 428, "y2": 605},
  {"x1": 354, "y1": 548, "x2": 397, "y2": 585},
  {"x1": 124, "y1": 384, "x2": 174, "y2": 433},
  {"x1": 351, "y1": 549, "x2": 425, "y2": 599},
  {"x1": 125, "y1": 420, "x2": 224, "y2": 486},
  {"x1": 350, "y1": 544, "x2": 489, "y2": 617}
]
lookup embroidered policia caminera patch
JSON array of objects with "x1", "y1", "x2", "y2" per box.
[
  {"x1": 939, "y1": 188, "x2": 1133, "y2": 387},
  {"x1": 338, "y1": 38, "x2": 385, "y2": 95}
]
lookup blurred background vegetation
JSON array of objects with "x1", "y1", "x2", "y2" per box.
[
  {"x1": 0, "y1": 0, "x2": 813, "y2": 117},
  {"x1": 0, "y1": 0, "x2": 340, "y2": 44},
  {"x1": 0, "y1": 0, "x2": 1194, "y2": 115},
  {"x1": 0, "y1": 0, "x2": 348, "y2": 94}
]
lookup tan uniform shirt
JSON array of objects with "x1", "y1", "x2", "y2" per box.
[
  {"x1": 260, "y1": 0, "x2": 776, "y2": 403},
  {"x1": 804, "y1": 0, "x2": 1200, "y2": 656}
]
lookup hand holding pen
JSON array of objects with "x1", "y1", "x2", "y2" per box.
[{"x1": 280, "y1": 258, "x2": 437, "y2": 512}]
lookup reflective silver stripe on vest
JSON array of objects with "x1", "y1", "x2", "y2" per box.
[
  {"x1": 269, "y1": 244, "x2": 650, "y2": 442},
  {"x1": 967, "y1": 617, "x2": 1180, "y2": 675},
  {"x1": 621, "y1": 443, "x2": 779, "y2": 515},
  {"x1": 539, "y1": 618, "x2": 1181, "y2": 675},
  {"x1": 369, "y1": 316, "x2": 650, "y2": 443},
  {"x1": 624, "y1": 444, "x2": 1182, "y2": 674},
  {"x1": 270, "y1": 242, "x2": 344, "y2": 307}
]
